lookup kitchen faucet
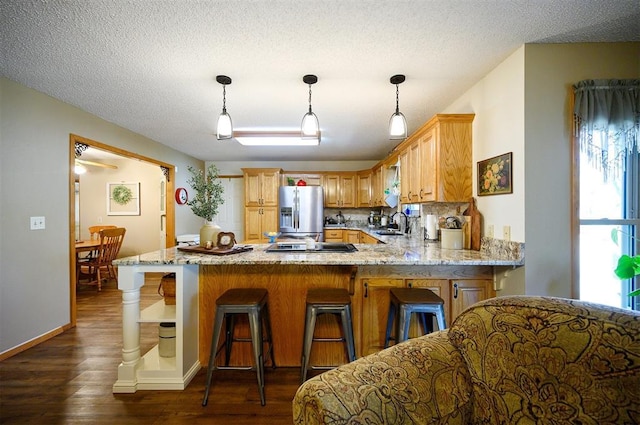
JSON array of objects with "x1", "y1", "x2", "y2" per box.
[{"x1": 391, "y1": 211, "x2": 409, "y2": 234}]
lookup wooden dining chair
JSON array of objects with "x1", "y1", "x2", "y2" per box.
[
  {"x1": 78, "y1": 227, "x2": 126, "y2": 291},
  {"x1": 88, "y1": 225, "x2": 117, "y2": 240}
]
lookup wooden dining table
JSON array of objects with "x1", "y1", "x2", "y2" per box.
[
  {"x1": 75, "y1": 239, "x2": 101, "y2": 253},
  {"x1": 75, "y1": 240, "x2": 101, "y2": 284}
]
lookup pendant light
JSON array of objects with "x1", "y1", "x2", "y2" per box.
[
  {"x1": 301, "y1": 74, "x2": 320, "y2": 139},
  {"x1": 216, "y1": 75, "x2": 233, "y2": 140},
  {"x1": 389, "y1": 74, "x2": 407, "y2": 140}
]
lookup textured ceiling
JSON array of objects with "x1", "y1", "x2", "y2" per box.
[{"x1": 2, "y1": 0, "x2": 639, "y2": 162}]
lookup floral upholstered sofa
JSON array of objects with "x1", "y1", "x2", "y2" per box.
[{"x1": 293, "y1": 296, "x2": 640, "y2": 424}]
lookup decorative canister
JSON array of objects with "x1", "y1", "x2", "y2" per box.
[
  {"x1": 440, "y1": 229, "x2": 463, "y2": 250},
  {"x1": 158, "y1": 322, "x2": 176, "y2": 358}
]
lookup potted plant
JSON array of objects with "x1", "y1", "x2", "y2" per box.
[
  {"x1": 186, "y1": 164, "x2": 224, "y2": 247},
  {"x1": 612, "y1": 229, "x2": 640, "y2": 297}
]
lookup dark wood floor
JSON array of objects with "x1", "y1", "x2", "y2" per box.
[{"x1": 0, "y1": 274, "x2": 301, "y2": 424}]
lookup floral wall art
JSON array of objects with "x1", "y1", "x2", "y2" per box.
[{"x1": 478, "y1": 152, "x2": 512, "y2": 196}]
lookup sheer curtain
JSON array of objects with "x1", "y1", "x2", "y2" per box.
[
  {"x1": 573, "y1": 79, "x2": 639, "y2": 179},
  {"x1": 573, "y1": 79, "x2": 639, "y2": 309}
]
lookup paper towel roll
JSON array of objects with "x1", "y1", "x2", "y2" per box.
[{"x1": 425, "y1": 215, "x2": 438, "y2": 240}]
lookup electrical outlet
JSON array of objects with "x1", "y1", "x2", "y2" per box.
[
  {"x1": 30, "y1": 216, "x2": 45, "y2": 230},
  {"x1": 487, "y1": 224, "x2": 494, "y2": 238},
  {"x1": 503, "y1": 225, "x2": 511, "y2": 241}
]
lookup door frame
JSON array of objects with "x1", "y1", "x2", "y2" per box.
[{"x1": 68, "y1": 134, "x2": 176, "y2": 326}]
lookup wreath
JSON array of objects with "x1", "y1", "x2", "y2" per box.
[{"x1": 112, "y1": 185, "x2": 133, "y2": 205}]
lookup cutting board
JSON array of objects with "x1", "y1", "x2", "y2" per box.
[
  {"x1": 177, "y1": 245, "x2": 253, "y2": 255},
  {"x1": 463, "y1": 197, "x2": 481, "y2": 250}
]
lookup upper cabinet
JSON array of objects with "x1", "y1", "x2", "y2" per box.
[
  {"x1": 398, "y1": 114, "x2": 474, "y2": 203},
  {"x1": 242, "y1": 168, "x2": 281, "y2": 206},
  {"x1": 357, "y1": 170, "x2": 372, "y2": 207},
  {"x1": 323, "y1": 173, "x2": 357, "y2": 208}
]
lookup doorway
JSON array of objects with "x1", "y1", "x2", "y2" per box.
[{"x1": 68, "y1": 134, "x2": 176, "y2": 326}]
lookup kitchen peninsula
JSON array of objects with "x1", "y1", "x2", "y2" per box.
[{"x1": 112, "y1": 228, "x2": 523, "y2": 393}]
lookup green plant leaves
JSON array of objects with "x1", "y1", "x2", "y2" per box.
[{"x1": 614, "y1": 254, "x2": 640, "y2": 279}]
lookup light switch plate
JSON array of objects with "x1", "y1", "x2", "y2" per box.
[
  {"x1": 30, "y1": 216, "x2": 45, "y2": 230},
  {"x1": 503, "y1": 225, "x2": 511, "y2": 241},
  {"x1": 487, "y1": 224, "x2": 494, "y2": 238}
]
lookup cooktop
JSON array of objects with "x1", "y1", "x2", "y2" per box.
[{"x1": 266, "y1": 242, "x2": 358, "y2": 253}]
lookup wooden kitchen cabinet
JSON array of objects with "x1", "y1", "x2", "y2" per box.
[
  {"x1": 450, "y1": 279, "x2": 493, "y2": 320},
  {"x1": 360, "y1": 278, "x2": 404, "y2": 356},
  {"x1": 357, "y1": 170, "x2": 372, "y2": 207},
  {"x1": 397, "y1": 114, "x2": 474, "y2": 203},
  {"x1": 324, "y1": 229, "x2": 344, "y2": 242},
  {"x1": 242, "y1": 168, "x2": 280, "y2": 207},
  {"x1": 244, "y1": 206, "x2": 278, "y2": 242},
  {"x1": 242, "y1": 168, "x2": 281, "y2": 243},
  {"x1": 323, "y1": 173, "x2": 356, "y2": 208},
  {"x1": 344, "y1": 230, "x2": 360, "y2": 243},
  {"x1": 358, "y1": 275, "x2": 493, "y2": 356},
  {"x1": 399, "y1": 141, "x2": 421, "y2": 204},
  {"x1": 360, "y1": 232, "x2": 380, "y2": 244}
]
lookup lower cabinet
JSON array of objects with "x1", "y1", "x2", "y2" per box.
[
  {"x1": 358, "y1": 276, "x2": 493, "y2": 356},
  {"x1": 344, "y1": 230, "x2": 360, "y2": 243},
  {"x1": 324, "y1": 229, "x2": 343, "y2": 242},
  {"x1": 244, "y1": 206, "x2": 278, "y2": 242}
]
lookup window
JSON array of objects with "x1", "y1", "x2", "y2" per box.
[{"x1": 573, "y1": 80, "x2": 639, "y2": 310}]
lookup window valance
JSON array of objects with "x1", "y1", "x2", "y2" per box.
[{"x1": 573, "y1": 79, "x2": 639, "y2": 179}]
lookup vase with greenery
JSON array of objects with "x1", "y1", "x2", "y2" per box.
[
  {"x1": 612, "y1": 229, "x2": 640, "y2": 297},
  {"x1": 186, "y1": 164, "x2": 224, "y2": 247}
]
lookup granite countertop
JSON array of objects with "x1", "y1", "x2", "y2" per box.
[{"x1": 114, "y1": 226, "x2": 524, "y2": 267}]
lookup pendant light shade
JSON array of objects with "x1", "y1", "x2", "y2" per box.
[
  {"x1": 216, "y1": 75, "x2": 233, "y2": 140},
  {"x1": 389, "y1": 74, "x2": 407, "y2": 140},
  {"x1": 301, "y1": 74, "x2": 320, "y2": 139}
]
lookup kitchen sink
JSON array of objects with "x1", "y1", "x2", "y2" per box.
[
  {"x1": 375, "y1": 230, "x2": 405, "y2": 236},
  {"x1": 266, "y1": 242, "x2": 358, "y2": 252}
]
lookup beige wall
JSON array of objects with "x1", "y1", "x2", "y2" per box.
[
  {"x1": 0, "y1": 77, "x2": 203, "y2": 354},
  {"x1": 78, "y1": 158, "x2": 165, "y2": 257},
  {"x1": 443, "y1": 42, "x2": 639, "y2": 297},
  {"x1": 522, "y1": 42, "x2": 639, "y2": 297}
]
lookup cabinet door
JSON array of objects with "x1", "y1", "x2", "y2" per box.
[
  {"x1": 408, "y1": 279, "x2": 451, "y2": 329},
  {"x1": 419, "y1": 129, "x2": 436, "y2": 201},
  {"x1": 340, "y1": 175, "x2": 357, "y2": 208},
  {"x1": 261, "y1": 171, "x2": 280, "y2": 206},
  {"x1": 244, "y1": 172, "x2": 262, "y2": 206},
  {"x1": 344, "y1": 230, "x2": 360, "y2": 243},
  {"x1": 324, "y1": 229, "x2": 343, "y2": 242},
  {"x1": 244, "y1": 206, "x2": 278, "y2": 242},
  {"x1": 450, "y1": 279, "x2": 494, "y2": 322},
  {"x1": 361, "y1": 278, "x2": 403, "y2": 356},
  {"x1": 357, "y1": 172, "x2": 372, "y2": 207},
  {"x1": 324, "y1": 175, "x2": 340, "y2": 207},
  {"x1": 408, "y1": 141, "x2": 421, "y2": 203},
  {"x1": 360, "y1": 233, "x2": 380, "y2": 244},
  {"x1": 399, "y1": 149, "x2": 410, "y2": 204},
  {"x1": 244, "y1": 207, "x2": 263, "y2": 241},
  {"x1": 261, "y1": 207, "x2": 278, "y2": 236},
  {"x1": 370, "y1": 167, "x2": 381, "y2": 206}
]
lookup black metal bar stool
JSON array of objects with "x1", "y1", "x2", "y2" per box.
[
  {"x1": 300, "y1": 288, "x2": 356, "y2": 383},
  {"x1": 384, "y1": 287, "x2": 446, "y2": 348},
  {"x1": 202, "y1": 288, "x2": 275, "y2": 406}
]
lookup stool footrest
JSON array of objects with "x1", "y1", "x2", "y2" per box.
[
  {"x1": 311, "y1": 365, "x2": 341, "y2": 370},
  {"x1": 312, "y1": 337, "x2": 346, "y2": 342}
]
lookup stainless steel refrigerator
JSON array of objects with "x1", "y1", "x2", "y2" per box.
[{"x1": 279, "y1": 186, "x2": 324, "y2": 241}]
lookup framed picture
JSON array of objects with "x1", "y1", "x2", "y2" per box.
[
  {"x1": 478, "y1": 152, "x2": 512, "y2": 196},
  {"x1": 107, "y1": 182, "x2": 140, "y2": 215}
]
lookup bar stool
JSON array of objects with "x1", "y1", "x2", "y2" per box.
[
  {"x1": 384, "y1": 287, "x2": 446, "y2": 348},
  {"x1": 300, "y1": 288, "x2": 356, "y2": 383},
  {"x1": 202, "y1": 288, "x2": 275, "y2": 407}
]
